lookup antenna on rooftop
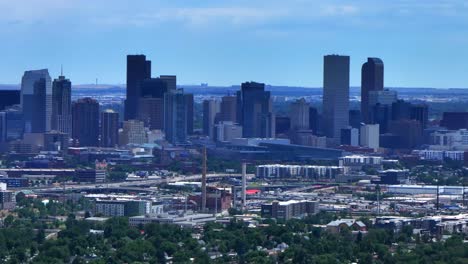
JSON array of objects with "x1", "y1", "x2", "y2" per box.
[{"x1": 61, "y1": 64, "x2": 63, "y2": 76}]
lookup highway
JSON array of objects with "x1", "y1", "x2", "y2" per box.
[{"x1": 28, "y1": 173, "x2": 255, "y2": 192}]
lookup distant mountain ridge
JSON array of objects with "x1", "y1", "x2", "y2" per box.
[{"x1": 2, "y1": 84, "x2": 468, "y2": 96}]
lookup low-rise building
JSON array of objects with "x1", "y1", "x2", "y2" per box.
[{"x1": 261, "y1": 200, "x2": 319, "y2": 221}]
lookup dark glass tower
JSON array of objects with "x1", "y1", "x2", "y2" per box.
[
  {"x1": 72, "y1": 98, "x2": 100, "y2": 147},
  {"x1": 125, "y1": 55, "x2": 151, "y2": 120},
  {"x1": 361, "y1": 58, "x2": 384, "y2": 123},
  {"x1": 101, "y1": 109, "x2": 119, "y2": 147},
  {"x1": 21, "y1": 69, "x2": 52, "y2": 133},
  {"x1": 164, "y1": 90, "x2": 188, "y2": 145},
  {"x1": 237, "y1": 82, "x2": 275, "y2": 138},
  {"x1": 51, "y1": 75, "x2": 72, "y2": 135},
  {"x1": 0, "y1": 90, "x2": 20, "y2": 111},
  {"x1": 323, "y1": 55, "x2": 350, "y2": 140}
]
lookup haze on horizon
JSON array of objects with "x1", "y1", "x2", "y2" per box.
[{"x1": 0, "y1": 0, "x2": 467, "y2": 88}]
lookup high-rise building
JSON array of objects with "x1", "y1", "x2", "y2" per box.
[
  {"x1": 203, "y1": 99, "x2": 220, "y2": 138},
  {"x1": 44, "y1": 130, "x2": 69, "y2": 151},
  {"x1": 392, "y1": 100, "x2": 412, "y2": 121},
  {"x1": 51, "y1": 74, "x2": 72, "y2": 135},
  {"x1": 370, "y1": 104, "x2": 391, "y2": 133},
  {"x1": 349, "y1": 110, "x2": 361, "y2": 129},
  {"x1": 410, "y1": 104, "x2": 428, "y2": 129},
  {"x1": 3, "y1": 106, "x2": 24, "y2": 141},
  {"x1": 289, "y1": 98, "x2": 309, "y2": 131},
  {"x1": 219, "y1": 95, "x2": 237, "y2": 122},
  {"x1": 237, "y1": 82, "x2": 275, "y2": 138},
  {"x1": 360, "y1": 124, "x2": 380, "y2": 151},
  {"x1": 136, "y1": 78, "x2": 168, "y2": 130},
  {"x1": 341, "y1": 127, "x2": 359, "y2": 146},
  {"x1": 309, "y1": 107, "x2": 319, "y2": 134},
  {"x1": 0, "y1": 90, "x2": 20, "y2": 111},
  {"x1": 185, "y1": 93, "x2": 194, "y2": 135},
  {"x1": 120, "y1": 120, "x2": 147, "y2": 145},
  {"x1": 138, "y1": 98, "x2": 164, "y2": 130},
  {"x1": 125, "y1": 55, "x2": 151, "y2": 120},
  {"x1": 440, "y1": 112, "x2": 468, "y2": 130},
  {"x1": 323, "y1": 55, "x2": 350, "y2": 141},
  {"x1": 164, "y1": 90, "x2": 188, "y2": 145},
  {"x1": 21, "y1": 69, "x2": 52, "y2": 133},
  {"x1": 160, "y1": 75, "x2": 177, "y2": 91},
  {"x1": 72, "y1": 98, "x2": 99, "y2": 147},
  {"x1": 101, "y1": 109, "x2": 119, "y2": 147},
  {"x1": 139, "y1": 78, "x2": 168, "y2": 98},
  {"x1": 215, "y1": 121, "x2": 243, "y2": 143},
  {"x1": 361, "y1": 58, "x2": 384, "y2": 123}
]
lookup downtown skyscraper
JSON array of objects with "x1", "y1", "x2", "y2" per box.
[
  {"x1": 322, "y1": 55, "x2": 350, "y2": 142},
  {"x1": 51, "y1": 74, "x2": 72, "y2": 135},
  {"x1": 237, "y1": 82, "x2": 275, "y2": 138},
  {"x1": 21, "y1": 69, "x2": 52, "y2": 133},
  {"x1": 164, "y1": 89, "x2": 188, "y2": 145},
  {"x1": 72, "y1": 97, "x2": 100, "y2": 147},
  {"x1": 125, "y1": 55, "x2": 151, "y2": 120},
  {"x1": 361, "y1": 58, "x2": 384, "y2": 123}
]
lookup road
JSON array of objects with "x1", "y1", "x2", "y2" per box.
[{"x1": 28, "y1": 173, "x2": 255, "y2": 192}]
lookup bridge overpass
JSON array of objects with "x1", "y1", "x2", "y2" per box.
[{"x1": 29, "y1": 173, "x2": 254, "y2": 193}]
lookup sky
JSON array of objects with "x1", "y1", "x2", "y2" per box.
[{"x1": 0, "y1": 0, "x2": 468, "y2": 88}]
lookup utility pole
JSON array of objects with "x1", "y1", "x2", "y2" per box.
[{"x1": 201, "y1": 147, "x2": 207, "y2": 212}]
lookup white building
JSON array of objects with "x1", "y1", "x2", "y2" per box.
[
  {"x1": 215, "y1": 121, "x2": 243, "y2": 143},
  {"x1": 256, "y1": 164, "x2": 347, "y2": 180},
  {"x1": 413, "y1": 150, "x2": 465, "y2": 161},
  {"x1": 430, "y1": 129, "x2": 468, "y2": 151},
  {"x1": 360, "y1": 124, "x2": 379, "y2": 151}
]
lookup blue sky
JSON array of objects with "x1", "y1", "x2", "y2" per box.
[{"x1": 1, "y1": 0, "x2": 468, "y2": 88}]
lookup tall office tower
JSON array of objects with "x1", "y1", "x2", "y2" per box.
[
  {"x1": 370, "y1": 104, "x2": 391, "y2": 133},
  {"x1": 440, "y1": 112, "x2": 468, "y2": 130},
  {"x1": 219, "y1": 95, "x2": 237, "y2": 122},
  {"x1": 51, "y1": 74, "x2": 72, "y2": 135},
  {"x1": 125, "y1": 55, "x2": 151, "y2": 120},
  {"x1": 139, "y1": 78, "x2": 168, "y2": 98},
  {"x1": 120, "y1": 120, "x2": 147, "y2": 145},
  {"x1": 164, "y1": 90, "x2": 188, "y2": 145},
  {"x1": 72, "y1": 98, "x2": 99, "y2": 147},
  {"x1": 289, "y1": 98, "x2": 309, "y2": 131},
  {"x1": 101, "y1": 109, "x2": 119, "y2": 147},
  {"x1": 323, "y1": 55, "x2": 350, "y2": 141},
  {"x1": 21, "y1": 69, "x2": 52, "y2": 133},
  {"x1": 185, "y1": 93, "x2": 194, "y2": 135},
  {"x1": 275, "y1": 116, "x2": 291, "y2": 135},
  {"x1": 392, "y1": 99, "x2": 412, "y2": 120},
  {"x1": 349, "y1": 110, "x2": 361, "y2": 129},
  {"x1": 410, "y1": 104, "x2": 428, "y2": 129},
  {"x1": 138, "y1": 98, "x2": 164, "y2": 130},
  {"x1": 160, "y1": 75, "x2": 177, "y2": 91},
  {"x1": 360, "y1": 124, "x2": 380, "y2": 151},
  {"x1": 237, "y1": 82, "x2": 275, "y2": 138},
  {"x1": 137, "y1": 78, "x2": 168, "y2": 129},
  {"x1": 3, "y1": 106, "x2": 24, "y2": 141},
  {"x1": 0, "y1": 90, "x2": 20, "y2": 111},
  {"x1": 361, "y1": 58, "x2": 384, "y2": 123},
  {"x1": 203, "y1": 99, "x2": 220, "y2": 138},
  {"x1": 309, "y1": 107, "x2": 319, "y2": 134}
]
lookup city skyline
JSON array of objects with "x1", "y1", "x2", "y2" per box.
[{"x1": 1, "y1": 1, "x2": 468, "y2": 88}]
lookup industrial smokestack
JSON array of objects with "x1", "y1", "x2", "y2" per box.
[
  {"x1": 201, "y1": 147, "x2": 207, "y2": 212},
  {"x1": 242, "y1": 162, "x2": 247, "y2": 210}
]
